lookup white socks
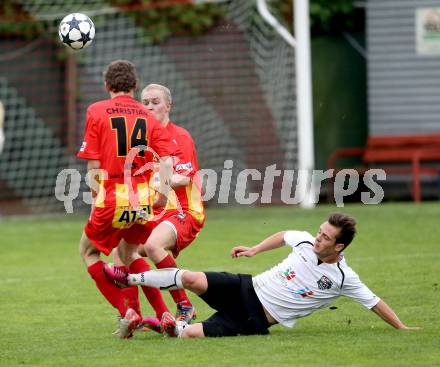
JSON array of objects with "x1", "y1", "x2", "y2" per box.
[{"x1": 128, "y1": 268, "x2": 186, "y2": 290}]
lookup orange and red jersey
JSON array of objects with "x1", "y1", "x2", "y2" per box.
[
  {"x1": 155, "y1": 121, "x2": 205, "y2": 226},
  {"x1": 77, "y1": 95, "x2": 178, "y2": 212}
]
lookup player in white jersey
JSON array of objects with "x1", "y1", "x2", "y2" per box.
[{"x1": 104, "y1": 213, "x2": 421, "y2": 337}]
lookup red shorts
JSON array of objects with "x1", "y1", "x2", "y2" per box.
[
  {"x1": 147, "y1": 210, "x2": 203, "y2": 258},
  {"x1": 84, "y1": 206, "x2": 152, "y2": 256}
]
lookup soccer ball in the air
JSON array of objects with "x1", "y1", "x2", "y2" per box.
[{"x1": 58, "y1": 13, "x2": 95, "y2": 50}]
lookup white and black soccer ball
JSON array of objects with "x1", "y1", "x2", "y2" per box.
[{"x1": 58, "y1": 13, "x2": 95, "y2": 50}]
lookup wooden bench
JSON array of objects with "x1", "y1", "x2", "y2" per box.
[{"x1": 327, "y1": 134, "x2": 440, "y2": 202}]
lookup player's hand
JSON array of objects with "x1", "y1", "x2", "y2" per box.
[{"x1": 231, "y1": 246, "x2": 256, "y2": 258}]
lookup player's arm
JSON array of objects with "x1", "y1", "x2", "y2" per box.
[
  {"x1": 87, "y1": 159, "x2": 101, "y2": 201},
  {"x1": 83, "y1": 159, "x2": 101, "y2": 212},
  {"x1": 231, "y1": 231, "x2": 286, "y2": 258},
  {"x1": 170, "y1": 134, "x2": 195, "y2": 189},
  {"x1": 87, "y1": 159, "x2": 100, "y2": 171},
  {"x1": 371, "y1": 300, "x2": 421, "y2": 330},
  {"x1": 170, "y1": 173, "x2": 190, "y2": 189},
  {"x1": 148, "y1": 120, "x2": 177, "y2": 208},
  {"x1": 154, "y1": 155, "x2": 173, "y2": 209}
]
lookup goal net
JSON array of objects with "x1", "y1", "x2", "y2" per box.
[{"x1": 0, "y1": 0, "x2": 297, "y2": 214}]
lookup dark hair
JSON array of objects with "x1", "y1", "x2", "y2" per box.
[
  {"x1": 328, "y1": 213, "x2": 357, "y2": 249},
  {"x1": 104, "y1": 60, "x2": 138, "y2": 93}
]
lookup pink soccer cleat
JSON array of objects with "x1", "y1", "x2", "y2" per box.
[
  {"x1": 140, "y1": 316, "x2": 161, "y2": 334},
  {"x1": 103, "y1": 263, "x2": 129, "y2": 288}
]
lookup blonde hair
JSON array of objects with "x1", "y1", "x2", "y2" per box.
[{"x1": 141, "y1": 83, "x2": 172, "y2": 105}]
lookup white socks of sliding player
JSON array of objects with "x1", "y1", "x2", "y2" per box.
[{"x1": 128, "y1": 268, "x2": 186, "y2": 290}]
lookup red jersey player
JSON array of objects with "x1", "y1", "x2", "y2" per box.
[
  {"x1": 112, "y1": 83, "x2": 205, "y2": 336},
  {"x1": 77, "y1": 61, "x2": 178, "y2": 339}
]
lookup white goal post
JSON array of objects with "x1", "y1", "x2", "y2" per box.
[{"x1": 257, "y1": 0, "x2": 316, "y2": 208}]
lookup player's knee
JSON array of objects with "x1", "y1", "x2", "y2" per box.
[
  {"x1": 137, "y1": 245, "x2": 147, "y2": 257},
  {"x1": 79, "y1": 236, "x2": 92, "y2": 259},
  {"x1": 78, "y1": 234, "x2": 100, "y2": 265},
  {"x1": 78, "y1": 242, "x2": 85, "y2": 258},
  {"x1": 143, "y1": 239, "x2": 159, "y2": 257},
  {"x1": 181, "y1": 271, "x2": 206, "y2": 291},
  {"x1": 118, "y1": 249, "x2": 137, "y2": 267},
  {"x1": 181, "y1": 271, "x2": 198, "y2": 287},
  {"x1": 117, "y1": 241, "x2": 141, "y2": 266}
]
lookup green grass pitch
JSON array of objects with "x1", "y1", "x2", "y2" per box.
[{"x1": 1, "y1": 203, "x2": 439, "y2": 367}]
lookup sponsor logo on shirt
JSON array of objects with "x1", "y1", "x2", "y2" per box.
[
  {"x1": 282, "y1": 267, "x2": 296, "y2": 281},
  {"x1": 292, "y1": 287, "x2": 314, "y2": 298},
  {"x1": 176, "y1": 162, "x2": 192, "y2": 172},
  {"x1": 317, "y1": 275, "x2": 333, "y2": 290},
  {"x1": 80, "y1": 141, "x2": 87, "y2": 152}
]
